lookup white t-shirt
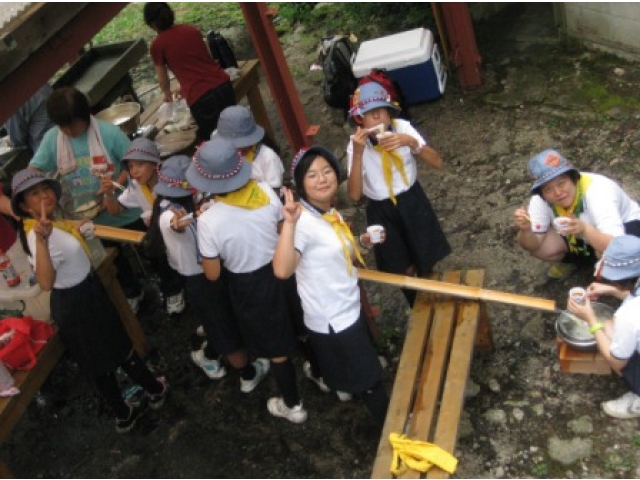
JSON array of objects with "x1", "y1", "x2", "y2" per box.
[
  {"x1": 528, "y1": 172, "x2": 640, "y2": 236},
  {"x1": 294, "y1": 208, "x2": 361, "y2": 334},
  {"x1": 251, "y1": 144, "x2": 284, "y2": 189},
  {"x1": 27, "y1": 227, "x2": 91, "y2": 289},
  {"x1": 158, "y1": 209, "x2": 202, "y2": 276},
  {"x1": 346, "y1": 118, "x2": 426, "y2": 201},
  {"x1": 197, "y1": 182, "x2": 283, "y2": 273},
  {"x1": 117, "y1": 178, "x2": 154, "y2": 212},
  {"x1": 610, "y1": 294, "x2": 640, "y2": 360}
]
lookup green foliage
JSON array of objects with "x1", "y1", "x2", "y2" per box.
[{"x1": 530, "y1": 461, "x2": 549, "y2": 477}]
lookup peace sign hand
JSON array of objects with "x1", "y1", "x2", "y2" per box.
[
  {"x1": 34, "y1": 200, "x2": 53, "y2": 241},
  {"x1": 281, "y1": 187, "x2": 301, "y2": 224}
]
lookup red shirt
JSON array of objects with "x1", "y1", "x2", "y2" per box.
[
  {"x1": 0, "y1": 185, "x2": 16, "y2": 252},
  {"x1": 150, "y1": 24, "x2": 230, "y2": 107}
]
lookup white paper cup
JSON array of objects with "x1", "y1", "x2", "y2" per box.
[
  {"x1": 367, "y1": 225, "x2": 384, "y2": 244},
  {"x1": 553, "y1": 216, "x2": 571, "y2": 232},
  {"x1": 79, "y1": 221, "x2": 95, "y2": 238},
  {"x1": 569, "y1": 287, "x2": 586, "y2": 304},
  {"x1": 140, "y1": 210, "x2": 152, "y2": 227}
]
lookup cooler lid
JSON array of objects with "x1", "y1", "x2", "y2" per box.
[{"x1": 352, "y1": 28, "x2": 434, "y2": 78}]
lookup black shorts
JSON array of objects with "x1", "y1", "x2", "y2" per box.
[
  {"x1": 561, "y1": 220, "x2": 640, "y2": 266},
  {"x1": 184, "y1": 272, "x2": 244, "y2": 355},
  {"x1": 622, "y1": 351, "x2": 640, "y2": 395},
  {"x1": 226, "y1": 263, "x2": 298, "y2": 358},
  {"x1": 366, "y1": 181, "x2": 451, "y2": 276}
]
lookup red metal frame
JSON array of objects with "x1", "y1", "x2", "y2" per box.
[{"x1": 0, "y1": 3, "x2": 127, "y2": 125}]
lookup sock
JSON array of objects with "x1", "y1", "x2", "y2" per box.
[
  {"x1": 270, "y1": 359, "x2": 300, "y2": 408},
  {"x1": 239, "y1": 362, "x2": 256, "y2": 381},
  {"x1": 120, "y1": 352, "x2": 163, "y2": 395},
  {"x1": 361, "y1": 382, "x2": 389, "y2": 427},
  {"x1": 94, "y1": 372, "x2": 129, "y2": 419},
  {"x1": 298, "y1": 337, "x2": 322, "y2": 378},
  {"x1": 203, "y1": 342, "x2": 219, "y2": 360}
]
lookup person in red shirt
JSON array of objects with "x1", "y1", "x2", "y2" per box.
[
  {"x1": 0, "y1": 184, "x2": 18, "y2": 252},
  {"x1": 144, "y1": 2, "x2": 237, "y2": 141}
]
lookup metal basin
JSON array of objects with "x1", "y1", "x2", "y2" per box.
[
  {"x1": 555, "y1": 302, "x2": 614, "y2": 352},
  {"x1": 95, "y1": 102, "x2": 141, "y2": 136}
]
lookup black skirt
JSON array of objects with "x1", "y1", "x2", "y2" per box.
[{"x1": 51, "y1": 272, "x2": 131, "y2": 377}]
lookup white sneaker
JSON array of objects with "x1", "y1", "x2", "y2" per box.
[
  {"x1": 267, "y1": 397, "x2": 308, "y2": 424},
  {"x1": 602, "y1": 391, "x2": 640, "y2": 419},
  {"x1": 336, "y1": 391, "x2": 353, "y2": 402},
  {"x1": 190, "y1": 348, "x2": 227, "y2": 380},
  {"x1": 302, "y1": 361, "x2": 331, "y2": 393},
  {"x1": 126, "y1": 291, "x2": 144, "y2": 314},
  {"x1": 166, "y1": 290, "x2": 186, "y2": 315},
  {"x1": 240, "y1": 358, "x2": 270, "y2": 393}
]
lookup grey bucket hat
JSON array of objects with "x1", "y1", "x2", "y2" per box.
[
  {"x1": 10, "y1": 169, "x2": 62, "y2": 218},
  {"x1": 210, "y1": 105, "x2": 265, "y2": 148},
  {"x1": 528, "y1": 149, "x2": 579, "y2": 194},
  {"x1": 348, "y1": 81, "x2": 400, "y2": 120},
  {"x1": 600, "y1": 235, "x2": 640, "y2": 281},
  {"x1": 154, "y1": 155, "x2": 193, "y2": 198},
  {"x1": 122, "y1": 137, "x2": 162, "y2": 165},
  {"x1": 186, "y1": 138, "x2": 252, "y2": 195}
]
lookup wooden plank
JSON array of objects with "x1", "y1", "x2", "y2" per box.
[
  {"x1": 358, "y1": 269, "x2": 556, "y2": 313},
  {"x1": 371, "y1": 287, "x2": 436, "y2": 479},
  {"x1": 558, "y1": 341, "x2": 612, "y2": 375},
  {"x1": 401, "y1": 271, "x2": 460, "y2": 480},
  {"x1": 465, "y1": 270, "x2": 492, "y2": 352},
  {"x1": 67, "y1": 221, "x2": 144, "y2": 245},
  {"x1": 427, "y1": 271, "x2": 484, "y2": 479},
  {"x1": 0, "y1": 333, "x2": 64, "y2": 444}
]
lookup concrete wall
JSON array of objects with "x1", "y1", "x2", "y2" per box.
[{"x1": 562, "y1": 3, "x2": 640, "y2": 59}]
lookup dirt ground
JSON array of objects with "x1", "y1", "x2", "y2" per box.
[{"x1": 4, "y1": 4, "x2": 640, "y2": 478}]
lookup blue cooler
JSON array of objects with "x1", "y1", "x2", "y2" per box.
[{"x1": 352, "y1": 28, "x2": 446, "y2": 104}]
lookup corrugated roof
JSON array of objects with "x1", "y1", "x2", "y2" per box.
[{"x1": 0, "y1": 2, "x2": 33, "y2": 33}]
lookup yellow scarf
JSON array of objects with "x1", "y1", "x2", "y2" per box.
[
  {"x1": 372, "y1": 146, "x2": 409, "y2": 205},
  {"x1": 389, "y1": 433, "x2": 458, "y2": 476},
  {"x1": 23, "y1": 218, "x2": 91, "y2": 259},
  {"x1": 551, "y1": 174, "x2": 593, "y2": 255},
  {"x1": 215, "y1": 180, "x2": 270, "y2": 209},
  {"x1": 140, "y1": 184, "x2": 155, "y2": 207},
  {"x1": 321, "y1": 208, "x2": 366, "y2": 276},
  {"x1": 244, "y1": 145, "x2": 257, "y2": 163}
]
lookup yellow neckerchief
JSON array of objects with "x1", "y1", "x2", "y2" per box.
[
  {"x1": 244, "y1": 144, "x2": 258, "y2": 163},
  {"x1": 23, "y1": 218, "x2": 91, "y2": 259},
  {"x1": 372, "y1": 122, "x2": 409, "y2": 205},
  {"x1": 214, "y1": 179, "x2": 270, "y2": 209},
  {"x1": 389, "y1": 433, "x2": 458, "y2": 476},
  {"x1": 140, "y1": 183, "x2": 156, "y2": 207},
  {"x1": 550, "y1": 174, "x2": 593, "y2": 255},
  {"x1": 302, "y1": 200, "x2": 366, "y2": 276}
]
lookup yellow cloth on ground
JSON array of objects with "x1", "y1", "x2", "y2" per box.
[
  {"x1": 372, "y1": 146, "x2": 409, "y2": 205},
  {"x1": 321, "y1": 209, "x2": 366, "y2": 276},
  {"x1": 551, "y1": 174, "x2": 593, "y2": 255},
  {"x1": 215, "y1": 180, "x2": 270, "y2": 209},
  {"x1": 23, "y1": 219, "x2": 91, "y2": 259},
  {"x1": 140, "y1": 184, "x2": 156, "y2": 207},
  {"x1": 389, "y1": 433, "x2": 458, "y2": 476}
]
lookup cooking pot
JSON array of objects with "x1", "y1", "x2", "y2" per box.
[
  {"x1": 95, "y1": 102, "x2": 141, "y2": 136},
  {"x1": 61, "y1": 192, "x2": 103, "y2": 221},
  {"x1": 555, "y1": 301, "x2": 614, "y2": 352}
]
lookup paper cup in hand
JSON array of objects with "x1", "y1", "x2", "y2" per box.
[
  {"x1": 79, "y1": 221, "x2": 95, "y2": 239},
  {"x1": 553, "y1": 216, "x2": 571, "y2": 232},
  {"x1": 367, "y1": 225, "x2": 384, "y2": 244},
  {"x1": 569, "y1": 287, "x2": 586, "y2": 304}
]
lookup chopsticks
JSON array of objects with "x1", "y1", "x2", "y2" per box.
[{"x1": 111, "y1": 181, "x2": 126, "y2": 192}]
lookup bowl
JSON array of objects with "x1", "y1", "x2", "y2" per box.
[
  {"x1": 95, "y1": 102, "x2": 141, "y2": 136},
  {"x1": 555, "y1": 301, "x2": 614, "y2": 351},
  {"x1": 61, "y1": 193, "x2": 103, "y2": 220}
]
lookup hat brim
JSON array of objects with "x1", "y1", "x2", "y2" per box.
[
  {"x1": 530, "y1": 166, "x2": 578, "y2": 193},
  {"x1": 601, "y1": 263, "x2": 640, "y2": 281},
  {"x1": 349, "y1": 100, "x2": 400, "y2": 120},
  {"x1": 186, "y1": 160, "x2": 252, "y2": 195},
  {"x1": 11, "y1": 178, "x2": 62, "y2": 218},
  {"x1": 153, "y1": 183, "x2": 192, "y2": 198},
  {"x1": 211, "y1": 125, "x2": 265, "y2": 148}
]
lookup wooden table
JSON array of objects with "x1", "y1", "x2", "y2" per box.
[{"x1": 140, "y1": 59, "x2": 274, "y2": 158}]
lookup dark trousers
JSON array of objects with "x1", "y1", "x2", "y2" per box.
[{"x1": 189, "y1": 81, "x2": 236, "y2": 141}]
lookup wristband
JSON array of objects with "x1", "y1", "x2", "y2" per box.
[{"x1": 589, "y1": 322, "x2": 605, "y2": 334}]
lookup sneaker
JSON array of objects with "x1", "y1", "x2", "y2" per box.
[
  {"x1": 267, "y1": 397, "x2": 308, "y2": 424},
  {"x1": 115, "y1": 402, "x2": 147, "y2": 433},
  {"x1": 166, "y1": 290, "x2": 186, "y2": 315},
  {"x1": 147, "y1": 376, "x2": 169, "y2": 411},
  {"x1": 547, "y1": 263, "x2": 577, "y2": 280},
  {"x1": 196, "y1": 325, "x2": 206, "y2": 337},
  {"x1": 127, "y1": 291, "x2": 144, "y2": 314},
  {"x1": 601, "y1": 391, "x2": 640, "y2": 419},
  {"x1": 302, "y1": 361, "x2": 331, "y2": 393},
  {"x1": 191, "y1": 349, "x2": 227, "y2": 380},
  {"x1": 240, "y1": 358, "x2": 270, "y2": 393},
  {"x1": 336, "y1": 391, "x2": 353, "y2": 402}
]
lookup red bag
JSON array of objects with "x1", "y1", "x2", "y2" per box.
[{"x1": 0, "y1": 316, "x2": 55, "y2": 370}]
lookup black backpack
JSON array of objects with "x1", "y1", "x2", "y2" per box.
[
  {"x1": 322, "y1": 36, "x2": 357, "y2": 110},
  {"x1": 206, "y1": 30, "x2": 238, "y2": 69}
]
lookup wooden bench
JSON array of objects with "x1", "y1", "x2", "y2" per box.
[{"x1": 370, "y1": 269, "x2": 492, "y2": 479}]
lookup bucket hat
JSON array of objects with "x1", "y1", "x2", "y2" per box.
[
  {"x1": 122, "y1": 137, "x2": 162, "y2": 165},
  {"x1": 600, "y1": 235, "x2": 640, "y2": 281},
  {"x1": 186, "y1": 139, "x2": 251, "y2": 194},
  {"x1": 210, "y1": 105, "x2": 265, "y2": 148},
  {"x1": 348, "y1": 82, "x2": 400, "y2": 120},
  {"x1": 529, "y1": 149, "x2": 579, "y2": 194},
  {"x1": 154, "y1": 155, "x2": 193, "y2": 198},
  {"x1": 10, "y1": 169, "x2": 62, "y2": 218}
]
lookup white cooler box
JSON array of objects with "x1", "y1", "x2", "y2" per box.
[{"x1": 352, "y1": 28, "x2": 446, "y2": 104}]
